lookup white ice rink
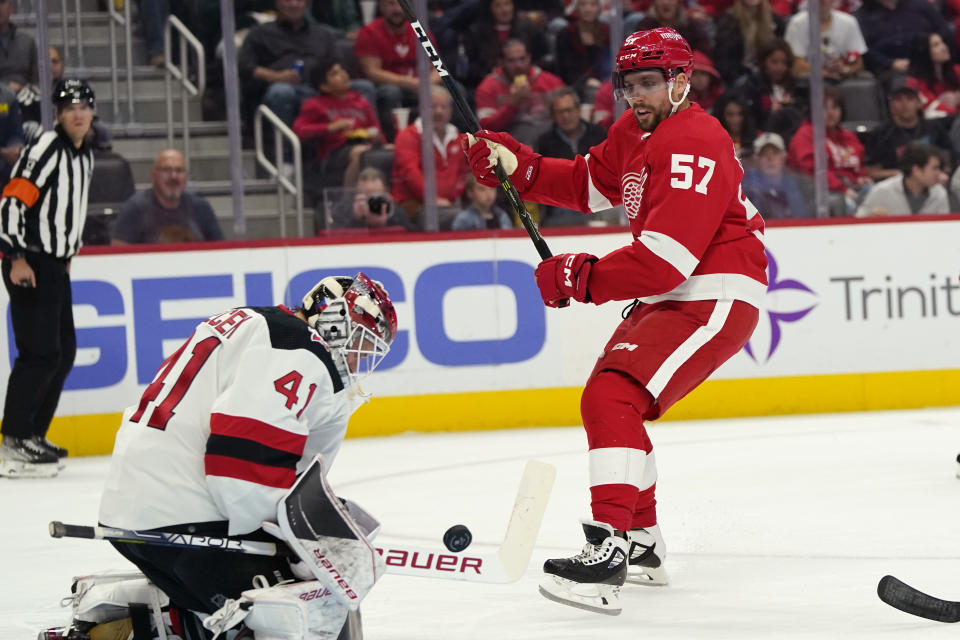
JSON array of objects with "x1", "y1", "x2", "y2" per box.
[{"x1": 3, "y1": 407, "x2": 960, "y2": 639}]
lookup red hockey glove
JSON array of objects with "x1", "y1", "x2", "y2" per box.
[
  {"x1": 534, "y1": 253, "x2": 598, "y2": 308},
  {"x1": 459, "y1": 131, "x2": 541, "y2": 193}
]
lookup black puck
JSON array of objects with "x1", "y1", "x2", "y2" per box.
[{"x1": 443, "y1": 524, "x2": 472, "y2": 552}]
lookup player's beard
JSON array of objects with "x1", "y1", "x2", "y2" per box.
[{"x1": 633, "y1": 103, "x2": 669, "y2": 132}]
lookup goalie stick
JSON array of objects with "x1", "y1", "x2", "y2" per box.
[
  {"x1": 50, "y1": 460, "x2": 556, "y2": 584},
  {"x1": 877, "y1": 575, "x2": 960, "y2": 623}
]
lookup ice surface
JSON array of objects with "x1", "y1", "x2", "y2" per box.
[{"x1": 3, "y1": 407, "x2": 960, "y2": 638}]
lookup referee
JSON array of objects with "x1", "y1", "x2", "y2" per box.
[{"x1": 0, "y1": 79, "x2": 95, "y2": 478}]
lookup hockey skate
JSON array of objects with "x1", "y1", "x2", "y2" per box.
[
  {"x1": 626, "y1": 525, "x2": 669, "y2": 586},
  {"x1": 34, "y1": 436, "x2": 68, "y2": 459},
  {"x1": 539, "y1": 520, "x2": 629, "y2": 615},
  {"x1": 0, "y1": 436, "x2": 59, "y2": 478}
]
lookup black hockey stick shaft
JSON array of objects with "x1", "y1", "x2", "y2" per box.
[
  {"x1": 49, "y1": 520, "x2": 291, "y2": 556},
  {"x1": 396, "y1": 0, "x2": 557, "y2": 263},
  {"x1": 877, "y1": 574, "x2": 960, "y2": 623}
]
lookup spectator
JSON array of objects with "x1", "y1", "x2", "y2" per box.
[
  {"x1": 354, "y1": 0, "x2": 439, "y2": 141},
  {"x1": 536, "y1": 87, "x2": 607, "y2": 159},
  {"x1": 312, "y1": 0, "x2": 364, "y2": 38},
  {"x1": 743, "y1": 131, "x2": 815, "y2": 218},
  {"x1": 112, "y1": 149, "x2": 224, "y2": 244},
  {"x1": 462, "y1": 0, "x2": 547, "y2": 90},
  {"x1": 856, "y1": 141, "x2": 949, "y2": 216},
  {"x1": 906, "y1": 32, "x2": 960, "y2": 119},
  {"x1": 734, "y1": 37, "x2": 805, "y2": 141},
  {"x1": 591, "y1": 78, "x2": 614, "y2": 128},
  {"x1": 238, "y1": 0, "x2": 375, "y2": 128},
  {"x1": 713, "y1": 0, "x2": 782, "y2": 84},
  {"x1": 330, "y1": 167, "x2": 412, "y2": 230},
  {"x1": 784, "y1": 0, "x2": 867, "y2": 80},
  {"x1": 715, "y1": 92, "x2": 757, "y2": 160},
  {"x1": 788, "y1": 86, "x2": 871, "y2": 214},
  {"x1": 392, "y1": 86, "x2": 469, "y2": 223},
  {"x1": 475, "y1": 39, "x2": 565, "y2": 145},
  {"x1": 536, "y1": 86, "x2": 607, "y2": 226},
  {"x1": 452, "y1": 175, "x2": 514, "y2": 230},
  {"x1": 554, "y1": 0, "x2": 611, "y2": 97},
  {"x1": 134, "y1": 0, "x2": 171, "y2": 67},
  {"x1": 0, "y1": 83, "x2": 23, "y2": 183},
  {"x1": 689, "y1": 50, "x2": 725, "y2": 113},
  {"x1": 635, "y1": 0, "x2": 712, "y2": 56},
  {"x1": 17, "y1": 46, "x2": 64, "y2": 124},
  {"x1": 862, "y1": 81, "x2": 955, "y2": 180},
  {"x1": 0, "y1": 0, "x2": 36, "y2": 92},
  {"x1": 854, "y1": 0, "x2": 951, "y2": 81},
  {"x1": 293, "y1": 58, "x2": 383, "y2": 191}
]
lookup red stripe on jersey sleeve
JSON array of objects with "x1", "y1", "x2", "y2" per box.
[
  {"x1": 204, "y1": 453, "x2": 297, "y2": 488},
  {"x1": 210, "y1": 413, "x2": 306, "y2": 456}
]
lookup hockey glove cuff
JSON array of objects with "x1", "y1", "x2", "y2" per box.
[
  {"x1": 535, "y1": 253, "x2": 598, "y2": 308},
  {"x1": 460, "y1": 131, "x2": 541, "y2": 192}
]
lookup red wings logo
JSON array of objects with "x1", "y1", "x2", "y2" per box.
[{"x1": 621, "y1": 170, "x2": 648, "y2": 219}]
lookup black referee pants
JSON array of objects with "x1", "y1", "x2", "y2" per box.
[{"x1": 1, "y1": 251, "x2": 76, "y2": 440}]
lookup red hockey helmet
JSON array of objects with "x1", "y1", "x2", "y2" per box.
[{"x1": 613, "y1": 28, "x2": 694, "y2": 100}]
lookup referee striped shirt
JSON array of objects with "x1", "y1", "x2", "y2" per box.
[{"x1": 0, "y1": 126, "x2": 94, "y2": 260}]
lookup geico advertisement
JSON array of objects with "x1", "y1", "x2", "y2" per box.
[{"x1": 0, "y1": 219, "x2": 957, "y2": 417}]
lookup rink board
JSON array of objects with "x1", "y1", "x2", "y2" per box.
[{"x1": 0, "y1": 217, "x2": 958, "y2": 455}]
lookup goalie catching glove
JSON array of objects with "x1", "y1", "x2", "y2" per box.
[
  {"x1": 535, "y1": 253, "x2": 598, "y2": 307},
  {"x1": 460, "y1": 131, "x2": 541, "y2": 193}
]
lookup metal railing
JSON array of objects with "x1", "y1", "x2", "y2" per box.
[
  {"x1": 164, "y1": 15, "x2": 206, "y2": 170},
  {"x1": 57, "y1": 0, "x2": 87, "y2": 71},
  {"x1": 254, "y1": 105, "x2": 305, "y2": 238},
  {"x1": 106, "y1": 0, "x2": 134, "y2": 123}
]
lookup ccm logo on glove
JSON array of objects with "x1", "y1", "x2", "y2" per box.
[{"x1": 535, "y1": 252, "x2": 598, "y2": 308}]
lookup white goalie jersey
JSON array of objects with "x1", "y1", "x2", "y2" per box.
[{"x1": 99, "y1": 306, "x2": 354, "y2": 536}]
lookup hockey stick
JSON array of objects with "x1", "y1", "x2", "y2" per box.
[
  {"x1": 50, "y1": 460, "x2": 556, "y2": 584},
  {"x1": 877, "y1": 575, "x2": 960, "y2": 623},
  {"x1": 396, "y1": 0, "x2": 558, "y2": 265}
]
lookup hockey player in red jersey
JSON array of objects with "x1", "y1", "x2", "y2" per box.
[
  {"x1": 83, "y1": 273, "x2": 396, "y2": 638},
  {"x1": 464, "y1": 27, "x2": 768, "y2": 615}
]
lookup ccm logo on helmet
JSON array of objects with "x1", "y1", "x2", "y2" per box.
[{"x1": 611, "y1": 342, "x2": 638, "y2": 351}]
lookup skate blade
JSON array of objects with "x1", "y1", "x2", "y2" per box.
[
  {"x1": 0, "y1": 459, "x2": 59, "y2": 479},
  {"x1": 626, "y1": 564, "x2": 669, "y2": 586},
  {"x1": 538, "y1": 575, "x2": 622, "y2": 615}
]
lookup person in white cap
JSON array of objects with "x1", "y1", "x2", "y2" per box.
[{"x1": 743, "y1": 131, "x2": 815, "y2": 218}]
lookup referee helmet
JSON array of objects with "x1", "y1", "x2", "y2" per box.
[{"x1": 53, "y1": 79, "x2": 96, "y2": 112}]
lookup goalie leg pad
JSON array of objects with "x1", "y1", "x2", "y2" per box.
[
  {"x1": 203, "y1": 580, "x2": 350, "y2": 640},
  {"x1": 276, "y1": 456, "x2": 384, "y2": 609},
  {"x1": 52, "y1": 570, "x2": 171, "y2": 640}
]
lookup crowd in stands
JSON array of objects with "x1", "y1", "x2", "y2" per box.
[
  {"x1": 5, "y1": 0, "x2": 960, "y2": 245},
  {"x1": 245, "y1": 0, "x2": 960, "y2": 229}
]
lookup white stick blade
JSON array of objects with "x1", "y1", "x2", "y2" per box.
[{"x1": 497, "y1": 459, "x2": 557, "y2": 582}]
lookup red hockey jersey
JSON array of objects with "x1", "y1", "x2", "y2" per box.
[{"x1": 524, "y1": 103, "x2": 768, "y2": 307}]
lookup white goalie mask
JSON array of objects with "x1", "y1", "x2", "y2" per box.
[{"x1": 301, "y1": 273, "x2": 397, "y2": 389}]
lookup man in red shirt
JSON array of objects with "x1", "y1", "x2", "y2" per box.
[
  {"x1": 392, "y1": 86, "x2": 469, "y2": 224},
  {"x1": 464, "y1": 28, "x2": 767, "y2": 615},
  {"x1": 354, "y1": 0, "x2": 440, "y2": 140},
  {"x1": 475, "y1": 38, "x2": 565, "y2": 146}
]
